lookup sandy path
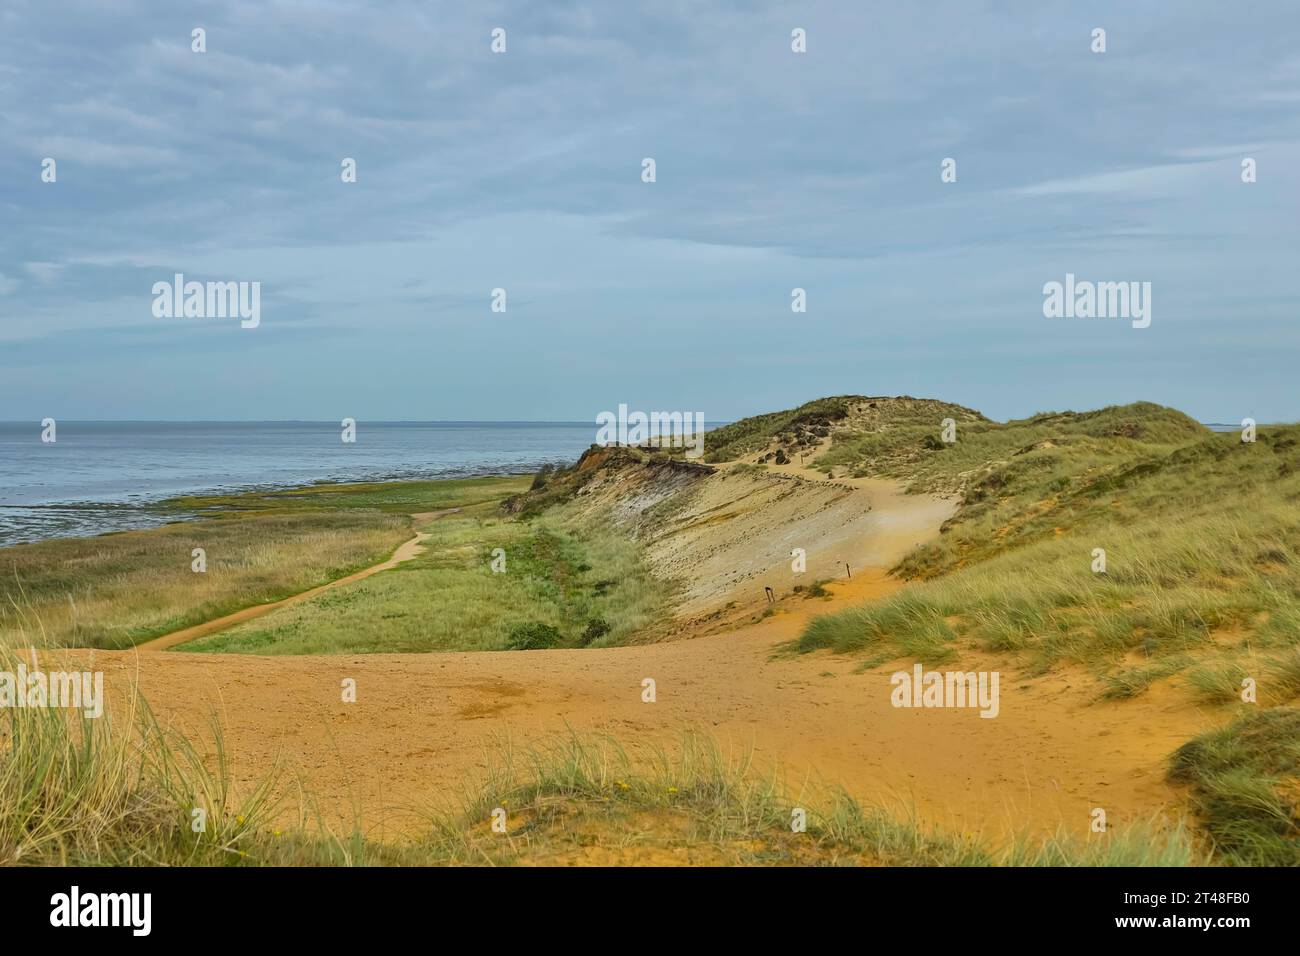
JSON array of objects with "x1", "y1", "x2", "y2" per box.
[
  {"x1": 49, "y1": 482, "x2": 1211, "y2": 845},
  {"x1": 135, "y1": 508, "x2": 459, "y2": 652}
]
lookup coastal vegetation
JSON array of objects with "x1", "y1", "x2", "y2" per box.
[
  {"x1": 183, "y1": 500, "x2": 671, "y2": 654},
  {"x1": 796, "y1": 405, "x2": 1300, "y2": 699},
  {"x1": 0, "y1": 477, "x2": 527, "y2": 650}
]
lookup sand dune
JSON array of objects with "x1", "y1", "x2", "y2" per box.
[{"x1": 46, "y1": 468, "x2": 1209, "y2": 843}]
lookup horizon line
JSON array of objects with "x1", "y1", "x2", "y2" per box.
[{"x1": 0, "y1": 419, "x2": 732, "y2": 426}]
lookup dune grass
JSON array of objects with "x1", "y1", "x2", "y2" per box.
[
  {"x1": 799, "y1": 417, "x2": 1300, "y2": 701},
  {"x1": 704, "y1": 394, "x2": 989, "y2": 465},
  {"x1": 181, "y1": 502, "x2": 672, "y2": 654},
  {"x1": 815, "y1": 400, "x2": 1206, "y2": 493},
  {"x1": 801, "y1": 504, "x2": 1300, "y2": 682},
  {"x1": 0, "y1": 644, "x2": 289, "y2": 865},
  {"x1": 1169, "y1": 707, "x2": 1300, "y2": 866},
  {"x1": 792, "y1": 404, "x2": 1300, "y2": 863},
  {"x1": 702, "y1": 396, "x2": 857, "y2": 463},
  {"x1": 425, "y1": 731, "x2": 1199, "y2": 866}
]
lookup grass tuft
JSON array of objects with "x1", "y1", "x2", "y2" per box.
[{"x1": 1169, "y1": 707, "x2": 1300, "y2": 866}]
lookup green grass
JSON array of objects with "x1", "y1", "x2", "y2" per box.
[
  {"x1": 1099, "y1": 655, "x2": 1192, "y2": 700},
  {"x1": 703, "y1": 394, "x2": 990, "y2": 465},
  {"x1": 0, "y1": 511, "x2": 412, "y2": 650},
  {"x1": 785, "y1": 401, "x2": 1300, "y2": 864},
  {"x1": 798, "y1": 416, "x2": 1300, "y2": 696},
  {"x1": 0, "y1": 477, "x2": 530, "y2": 651},
  {"x1": 702, "y1": 396, "x2": 856, "y2": 462},
  {"x1": 181, "y1": 502, "x2": 672, "y2": 654},
  {"x1": 816, "y1": 400, "x2": 1204, "y2": 494},
  {"x1": 166, "y1": 475, "x2": 530, "y2": 516},
  {"x1": 1169, "y1": 707, "x2": 1300, "y2": 866},
  {"x1": 0, "y1": 471, "x2": 668, "y2": 655},
  {"x1": 1186, "y1": 661, "x2": 1253, "y2": 705}
]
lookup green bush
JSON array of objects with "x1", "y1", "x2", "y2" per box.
[
  {"x1": 505, "y1": 622, "x2": 564, "y2": 650},
  {"x1": 580, "y1": 618, "x2": 611, "y2": 645}
]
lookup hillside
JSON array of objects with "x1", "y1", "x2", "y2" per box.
[
  {"x1": 753, "y1": 397, "x2": 1300, "y2": 866},
  {"x1": 702, "y1": 395, "x2": 988, "y2": 466},
  {"x1": 8, "y1": 395, "x2": 1296, "y2": 865},
  {"x1": 675, "y1": 393, "x2": 1299, "y2": 864},
  {"x1": 507, "y1": 443, "x2": 952, "y2": 631}
]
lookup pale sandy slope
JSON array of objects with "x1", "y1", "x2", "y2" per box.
[{"x1": 47, "y1": 469, "x2": 1213, "y2": 844}]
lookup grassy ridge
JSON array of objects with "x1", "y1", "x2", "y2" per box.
[
  {"x1": 702, "y1": 396, "x2": 855, "y2": 462},
  {"x1": 793, "y1": 401, "x2": 1300, "y2": 865},
  {"x1": 817, "y1": 400, "x2": 1205, "y2": 492},
  {"x1": 704, "y1": 395, "x2": 989, "y2": 465},
  {"x1": 801, "y1": 415, "x2": 1300, "y2": 688}
]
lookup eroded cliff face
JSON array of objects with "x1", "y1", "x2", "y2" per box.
[{"x1": 511, "y1": 445, "x2": 953, "y2": 635}]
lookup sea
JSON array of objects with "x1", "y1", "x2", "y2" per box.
[{"x1": 0, "y1": 421, "x2": 601, "y2": 547}]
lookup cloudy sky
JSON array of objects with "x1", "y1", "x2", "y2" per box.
[{"x1": 2, "y1": 0, "x2": 1298, "y2": 423}]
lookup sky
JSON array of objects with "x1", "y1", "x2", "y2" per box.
[{"x1": 1, "y1": 0, "x2": 1298, "y2": 424}]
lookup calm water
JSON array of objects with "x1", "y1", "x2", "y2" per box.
[{"x1": 0, "y1": 421, "x2": 598, "y2": 546}]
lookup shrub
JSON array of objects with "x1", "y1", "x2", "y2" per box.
[
  {"x1": 580, "y1": 618, "x2": 611, "y2": 645},
  {"x1": 529, "y1": 464, "x2": 555, "y2": 491},
  {"x1": 505, "y1": 622, "x2": 563, "y2": 650}
]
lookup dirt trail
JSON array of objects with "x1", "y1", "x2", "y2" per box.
[
  {"x1": 50, "y1": 481, "x2": 1211, "y2": 844},
  {"x1": 135, "y1": 508, "x2": 459, "y2": 652}
]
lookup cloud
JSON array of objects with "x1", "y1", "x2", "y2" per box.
[
  {"x1": 0, "y1": 1, "x2": 1298, "y2": 421},
  {"x1": 1009, "y1": 160, "x2": 1223, "y2": 198}
]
